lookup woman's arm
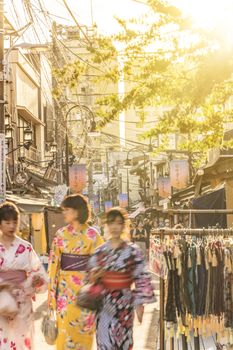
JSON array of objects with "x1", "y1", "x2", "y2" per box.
[
  {"x1": 26, "y1": 244, "x2": 48, "y2": 294},
  {"x1": 133, "y1": 246, "x2": 155, "y2": 320},
  {"x1": 48, "y1": 235, "x2": 61, "y2": 310}
]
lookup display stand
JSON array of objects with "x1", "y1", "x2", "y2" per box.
[{"x1": 152, "y1": 208, "x2": 233, "y2": 350}]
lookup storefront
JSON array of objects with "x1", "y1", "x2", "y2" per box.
[{"x1": 6, "y1": 195, "x2": 48, "y2": 254}]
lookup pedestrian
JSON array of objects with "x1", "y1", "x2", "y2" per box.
[
  {"x1": 0, "y1": 202, "x2": 47, "y2": 349},
  {"x1": 133, "y1": 221, "x2": 147, "y2": 256},
  {"x1": 48, "y1": 194, "x2": 103, "y2": 350},
  {"x1": 143, "y1": 218, "x2": 152, "y2": 249},
  {"x1": 130, "y1": 222, "x2": 138, "y2": 242},
  {"x1": 89, "y1": 207, "x2": 155, "y2": 350}
]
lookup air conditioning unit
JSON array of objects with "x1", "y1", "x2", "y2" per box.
[
  {"x1": 67, "y1": 28, "x2": 80, "y2": 40},
  {"x1": 93, "y1": 162, "x2": 102, "y2": 174}
]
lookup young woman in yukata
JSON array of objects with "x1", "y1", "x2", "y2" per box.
[
  {"x1": 0, "y1": 202, "x2": 47, "y2": 350},
  {"x1": 89, "y1": 207, "x2": 155, "y2": 350},
  {"x1": 48, "y1": 194, "x2": 103, "y2": 350}
]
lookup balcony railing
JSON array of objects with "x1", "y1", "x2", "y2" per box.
[{"x1": 18, "y1": 146, "x2": 41, "y2": 163}]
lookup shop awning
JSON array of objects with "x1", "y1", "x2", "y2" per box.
[
  {"x1": 129, "y1": 203, "x2": 146, "y2": 219},
  {"x1": 17, "y1": 106, "x2": 45, "y2": 126},
  {"x1": 6, "y1": 194, "x2": 48, "y2": 213}
]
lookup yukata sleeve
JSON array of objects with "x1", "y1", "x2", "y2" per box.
[
  {"x1": 87, "y1": 227, "x2": 104, "y2": 250},
  {"x1": 25, "y1": 244, "x2": 48, "y2": 294},
  {"x1": 133, "y1": 245, "x2": 155, "y2": 306},
  {"x1": 48, "y1": 233, "x2": 61, "y2": 310},
  {"x1": 88, "y1": 251, "x2": 98, "y2": 271}
]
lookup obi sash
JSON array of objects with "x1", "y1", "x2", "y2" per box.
[
  {"x1": 102, "y1": 271, "x2": 133, "y2": 290},
  {"x1": 61, "y1": 253, "x2": 89, "y2": 271},
  {"x1": 0, "y1": 270, "x2": 27, "y2": 286}
]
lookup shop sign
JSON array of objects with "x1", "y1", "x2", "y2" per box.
[
  {"x1": 93, "y1": 195, "x2": 100, "y2": 213},
  {"x1": 54, "y1": 184, "x2": 68, "y2": 206},
  {"x1": 14, "y1": 171, "x2": 29, "y2": 186},
  {"x1": 104, "y1": 201, "x2": 112, "y2": 212},
  {"x1": 170, "y1": 159, "x2": 189, "y2": 189},
  {"x1": 69, "y1": 164, "x2": 86, "y2": 193},
  {"x1": 118, "y1": 193, "x2": 128, "y2": 208},
  {"x1": 157, "y1": 177, "x2": 171, "y2": 199}
]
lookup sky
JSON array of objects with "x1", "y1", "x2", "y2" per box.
[
  {"x1": 5, "y1": 0, "x2": 233, "y2": 46},
  {"x1": 5, "y1": 0, "x2": 148, "y2": 42}
]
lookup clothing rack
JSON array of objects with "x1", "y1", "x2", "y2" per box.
[{"x1": 152, "y1": 226, "x2": 233, "y2": 350}]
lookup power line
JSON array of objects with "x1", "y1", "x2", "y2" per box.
[
  {"x1": 101, "y1": 131, "x2": 150, "y2": 147},
  {"x1": 61, "y1": 0, "x2": 92, "y2": 44}
]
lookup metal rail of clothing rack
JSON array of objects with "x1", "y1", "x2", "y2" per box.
[{"x1": 151, "y1": 208, "x2": 233, "y2": 350}]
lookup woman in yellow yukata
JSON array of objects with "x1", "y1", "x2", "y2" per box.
[{"x1": 48, "y1": 194, "x2": 103, "y2": 350}]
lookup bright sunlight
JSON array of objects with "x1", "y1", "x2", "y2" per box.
[{"x1": 176, "y1": 0, "x2": 233, "y2": 30}]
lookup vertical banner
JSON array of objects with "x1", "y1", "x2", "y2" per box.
[
  {"x1": 93, "y1": 195, "x2": 100, "y2": 213},
  {"x1": 54, "y1": 184, "x2": 68, "y2": 207},
  {"x1": 170, "y1": 160, "x2": 189, "y2": 189},
  {"x1": 0, "y1": 134, "x2": 5, "y2": 203},
  {"x1": 118, "y1": 194, "x2": 128, "y2": 208},
  {"x1": 69, "y1": 164, "x2": 86, "y2": 193},
  {"x1": 105, "y1": 201, "x2": 112, "y2": 212},
  {"x1": 157, "y1": 177, "x2": 171, "y2": 198}
]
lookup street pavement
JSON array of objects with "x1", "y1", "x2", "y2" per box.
[
  {"x1": 34, "y1": 279, "x2": 160, "y2": 350},
  {"x1": 33, "y1": 278, "x2": 219, "y2": 350}
]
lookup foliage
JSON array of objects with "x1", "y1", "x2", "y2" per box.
[{"x1": 53, "y1": 0, "x2": 233, "y2": 168}]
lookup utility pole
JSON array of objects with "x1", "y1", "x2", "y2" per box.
[
  {"x1": 51, "y1": 22, "x2": 66, "y2": 185},
  {"x1": 0, "y1": 0, "x2": 4, "y2": 134},
  {"x1": 0, "y1": 0, "x2": 5, "y2": 203},
  {"x1": 87, "y1": 145, "x2": 93, "y2": 201},
  {"x1": 106, "y1": 148, "x2": 110, "y2": 182}
]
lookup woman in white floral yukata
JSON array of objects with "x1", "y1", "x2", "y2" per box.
[
  {"x1": 0, "y1": 202, "x2": 47, "y2": 350},
  {"x1": 48, "y1": 194, "x2": 103, "y2": 350}
]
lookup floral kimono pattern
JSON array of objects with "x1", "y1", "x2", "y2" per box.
[
  {"x1": 48, "y1": 224, "x2": 103, "y2": 350},
  {"x1": 89, "y1": 241, "x2": 155, "y2": 350},
  {"x1": 0, "y1": 236, "x2": 47, "y2": 350}
]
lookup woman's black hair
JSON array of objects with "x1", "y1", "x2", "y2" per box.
[
  {"x1": 106, "y1": 207, "x2": 128, "y2": 225},
  {"x1": 61, "y1": 194, "x2": 91, "y2": 224},
  {"x1": 0, "y1": 202, "x2": 20, "y2": 223}
]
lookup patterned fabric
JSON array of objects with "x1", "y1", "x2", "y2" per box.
[
  {"x1": 224, "y1": 248, "x2": 233, "y2": 329},
  {"x1": 0, "y1": 236, "x2": 47, "y2": 350},
  {"x1": 89, "y1": 241, "x2": 155, "y2": 350},
  {"x1": 48, "y1": 225, "x2": 103, "y2": 350}
]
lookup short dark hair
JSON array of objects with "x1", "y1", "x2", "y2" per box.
[
  {"x1": 61, "y1": 194, "x2": 91, "y2": 224},
  {"x1": 106, "y1": 207, "x2": 128, "y2": 225},
  {"x1": 0, "y1": 202, "x2": 20, "y2": 223}
]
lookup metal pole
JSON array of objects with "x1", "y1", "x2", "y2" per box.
[
  {"x1": 143, "y1": 152, "x2": 146, "y2": 206},
  {"x1": 106, "y1": 148, "x2": 110, "y2": 182},
  {"x1": 65, "y1": 130, "x2": 69, "y2": 187},
  {"x1": 127, "y1": 168, "x2": 130, "y2": 209},
  {"x1": 163, "y1": 209, "x2": 233, "y2": 214},
  {"x1": 64, "y1": 104, "x2": 95, "y2": 188},
  {"x1": 0, "y1": 1, "x2": 5, "y2": 203},
  {"x1": 0, "y1": 0, "x2": 4, "y2": 134},
  {"x1": 159, "y1": 229, "x2": 165, "y2": 350},
  {"x1": 152, "y1": 228, "x2": 233, "y2": 235}
]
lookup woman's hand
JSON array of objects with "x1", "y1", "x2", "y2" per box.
[
  {"x1": 89, "y1": 268, "x2": 104, "y2": 283},
  {"x1": 32, "y1": 276, "x2": 44, "y2": 288},
  {"x1": 1, "y1": 311, "x2": 18, "y2": 320},
  {"x1": 136, "y1": 304, "x2": 144, "y2": 324}
]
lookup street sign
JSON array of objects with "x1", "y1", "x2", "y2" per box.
[{"x1": 0, "y1": 133, "x2": 5, "y2": 203}]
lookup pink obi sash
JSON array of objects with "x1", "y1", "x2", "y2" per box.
[{"x1": 0, "y1": 270, "x2": 27, "y2": 286}]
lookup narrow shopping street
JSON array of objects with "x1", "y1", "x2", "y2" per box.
[
  {"x1": 1, "y1": 0, "x2": 233, "y2": 349},
  {"x1": 34, "y1": 279, "x2": 159, "y2": 350}
]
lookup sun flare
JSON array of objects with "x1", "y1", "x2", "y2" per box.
[{"x1": 175, "y1": 0, "x2": 233, "y2": 30}]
